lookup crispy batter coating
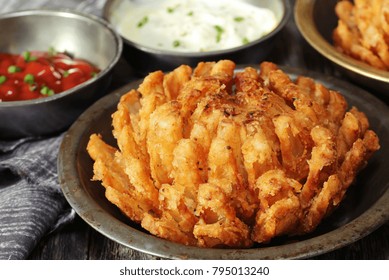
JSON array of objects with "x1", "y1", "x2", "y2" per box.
[
  {"x1": 333, "y1": 0, "x2": 389, "y2": 70},
  {"x1": 87, "y1": 60, "x2": 380, "y2": 248}
]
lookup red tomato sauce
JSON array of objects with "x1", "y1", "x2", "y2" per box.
[{"x1": 0, "y1": 50, "x2": 99, "y2": 102}]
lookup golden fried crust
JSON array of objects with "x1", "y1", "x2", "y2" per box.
[
  {"x1": 252, "y1": 169, "x2": 302, "y2": 243},
  {"x1": 111, "y1": 92, "x2": 159, "y2": 209},
  {"x1": 87, "y1": 134, "x2": 155, "y2": 222},
  {"x1": 334, "y1": 0, "x2": 389, "y2": 70},
  {"x1": 382, "y1": 2, "x2": 389, "y2": 39},
  {"x1": 147, "y1": 101, "x2": 183, "y2": 187},
  {"x1": 87, "y1": 60, "x2": 380, "y2": 248},
  {"x1": 299, "y1": 126, "x2": 337, "y2": 217},
  {"x1": 194, "y1": 183, "x2": 253, "y2": 248},
  {"x1": 306, "y1": 175, "x2": 343, "y2": 230},
  {"x1": 163, "y1": 65, "x2": 192, "y2": 101}
]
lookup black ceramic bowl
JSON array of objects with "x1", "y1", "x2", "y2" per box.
[
  {"x1": 295, "y1": 0, "x2": 389, "y2": 100},
  {"x1": 0, "y1": 9, "x2": 122, "y2": 139},
  {"x1": 103, "y1": 0, "x2": 290, "y2": 75}
]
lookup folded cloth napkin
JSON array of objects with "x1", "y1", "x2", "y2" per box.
[{"x1": 0, "y1": 134, "x2": 75, "y2": 260}]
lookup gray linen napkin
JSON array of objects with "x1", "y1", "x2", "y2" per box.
[{"x1": 0, "y1": 134, "x2": 74, "y2": 260}]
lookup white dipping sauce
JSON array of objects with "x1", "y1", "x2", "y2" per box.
[{"x1": 111, "y1": 0, "x2": 278, "y2": 52}]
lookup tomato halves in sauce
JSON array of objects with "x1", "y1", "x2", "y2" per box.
[{"x1": 0, "y1": 50, "x2": 99, "y2": 102}]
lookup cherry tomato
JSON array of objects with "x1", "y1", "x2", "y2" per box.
[
  {"x1": 0, "y1": 83, "x2": 19, "y2": 101},
  {"x1": 62, "y1": 69, "x2": 87, "y2": 91},
  {"x1": 0, "y1": 59, "x2": 13, "y2": 75},
  {"x1": 0, "y1": 50, "x2": 99, "y2": 102},
  {"x1": 18, "y1": 83, "x2": 40, "y2": 100},
  {"x1": 73, "y1": 59, "x2": 96, "y2": 76}
]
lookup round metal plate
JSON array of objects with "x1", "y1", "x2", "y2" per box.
[
  {"x1": 58, "y1": 66, "x2": 389, "y2": 259},
  {"x1": 294, "y1": 0, "x2": 389, "y2": 99}
]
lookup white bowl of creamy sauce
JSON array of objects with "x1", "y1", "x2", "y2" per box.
[
  {"x1": 109, "y1": 0, "x2": 281, "y2": 53},
  {"x1": 104, "y1": 0, "x2": 289, "y2": 74}
]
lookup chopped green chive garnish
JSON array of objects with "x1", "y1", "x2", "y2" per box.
[
  {"x1": 0, "y1": 75, "x2": 6, "y2": 85},
  {"x1": 23, "y1": 51, "x2": 30, "y2": 61},
  {"x1": 63, "y1": 70, "x2": 69, "y2": 78},
  {"x1": 167, "y1": 4, "x2": 179, "y2": 13},
  {"x1": 137, "y1": 16, "x2": 149, "y2": 28},
  {"x1": 91, "y1": 72, "x2": 97, "y2": 77},
  {"x1": 8, "y1": 65, "x2": 21, "y2": 73},
  {"x1": 24, "y1": 74, "x2": 35, "y2": 84},
  {"x1": 48, "y1": 46, "x2": 57, "y2": 57},
  {"x1": 40, "y1": 86, "x2": 48, "y2": 95},
  {"x1": 22, "y1": 51, "x2": 37, "y2": 62},
  {"x1": 40, "y1": 86, "x2": 54, "y2": 96},
  {"x1": 214, "y1": 25, "x2": 224, "y2": 43},
  {"x1": 242, "y1": 37, "x2": 250, "y2": 44},
  {"x1": 234, "y1": 16, "x2": 245, "y2": 22},
  {"x1": 173, "y1": 40, "x2": 181, "y2": 47},
  {"x1": 187, "y1": 11, "x2": 193, "y2": 16}
]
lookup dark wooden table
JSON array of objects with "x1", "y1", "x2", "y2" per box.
[{"x1": 5, "y1": 0, "x2": 387, "y2": 260}]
